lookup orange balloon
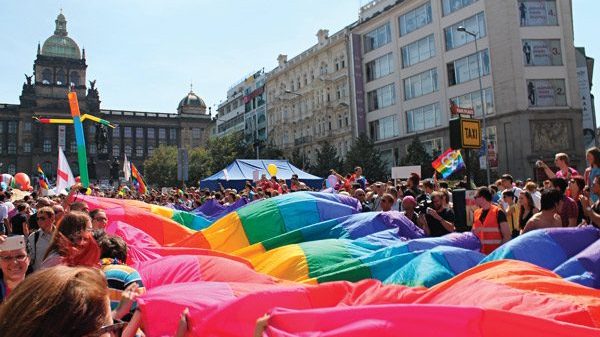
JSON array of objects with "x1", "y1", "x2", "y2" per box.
[{"x1": 14, "y1": 172, "x2": 30, "y2": 190}]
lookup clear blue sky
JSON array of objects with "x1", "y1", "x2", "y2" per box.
[{"x1": 0, "y1": 1, "x2": 597, "y2": 122}]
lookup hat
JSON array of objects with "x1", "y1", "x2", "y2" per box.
[{"x1": 401, "y1": 196, "x2": 417, "y2": 207}]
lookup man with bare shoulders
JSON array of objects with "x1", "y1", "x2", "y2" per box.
[{"x1": 521, "y1": 189, "x2": 562, "y2": 234}]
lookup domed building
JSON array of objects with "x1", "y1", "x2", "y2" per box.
[{"x1": 0, "y1": 12, "x2": 212, "y2": 182}]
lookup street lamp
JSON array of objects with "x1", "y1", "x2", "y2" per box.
[{"x1": 457, "y1": 25, "x2": 490, "y2": 186}]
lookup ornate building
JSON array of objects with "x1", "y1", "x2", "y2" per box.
[{"x1": 0, "y1": 12, "x2": 212, "y2": 181}]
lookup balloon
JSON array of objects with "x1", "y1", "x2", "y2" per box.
[
  {"x1": 267, "y1": 164, "x2": 278, "y2": 176},
  {"x1": 14, "y1": 173, "x2": 30, "y2": 190},
  {"x1": 1, "y1": 174, "x2": 13, "y2": 187},
  {"x1": 326, "y1": 175, "x2": 338, "y2": 189}
]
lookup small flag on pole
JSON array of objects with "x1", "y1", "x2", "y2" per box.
[
  {"x1": 432, "y1": 148, "x2": 465, "y2": 179},
  {"x1": 130, "y1": 162, "x2": 147, "y2": 194},
  {"x1": 37, "y1": 164, "x2": 50, "y2": 189},
  {"x1": 123, "y1": 153, "x2": 131, "y2": 181},
  {"x1": 56, "y1": 147, "x2": 76, "y2": 194}
]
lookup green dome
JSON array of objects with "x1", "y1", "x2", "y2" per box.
[{"x1": 41, "y1": 12, "x2": 81, "y2": 59}]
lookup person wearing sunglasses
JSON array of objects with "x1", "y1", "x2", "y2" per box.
[
  {"x1": 41, "y1": 211, "x2": 100, "y2": 269},
  {"x1": 0, "y1": 266, "x2": 128, "y2": 337},
  {"x1": 26, "y1": 206, "x2": 55, "y2": 272},
  {"x1": 0, "y1": 235, "x2": 30, "y2": 303}
]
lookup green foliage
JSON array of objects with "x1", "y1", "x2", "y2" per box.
[
  {"x1": 312, "y1": 141, "x2": 343, "y2": 178},
  {"x1": 344, "y1": 133, "x2": 387, "y2": 182},
  {"x1": 206, "y1": 133, "x2": 252, "y2": 174},
  {"x1": 188, "y1": 147, "x2": 213, "y2": 186},
  {"x1": 260, "y1": 144, "x2": 285, "y2": 160},
  {"x1": 401, "y1": 135, "x2": 434, "y2": 178},
  {"x1": 143, "y1": 145, "x2": 178, "y2": 187}
]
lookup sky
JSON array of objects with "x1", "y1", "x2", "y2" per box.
[{"x1": 0, "y1": 1, "x2": 598, "y2": 121}]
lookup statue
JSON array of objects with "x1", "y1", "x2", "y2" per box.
[
  {"x1": 110, "y1": 157, "x2": 120, "y2": 181},
  {"x1": 95, "y1": 124, "x2": 109, "y2": 153},
  {"x1": 24, "y1": 74, "x2": 33, "y2": 86},
  {"x1": 89, "y1": 79, "x2": 96, "y2": 90}
]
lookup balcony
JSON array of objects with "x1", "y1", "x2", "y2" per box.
[{"x1": 294, "y1": 135, "x2": 313, "y2": 146}]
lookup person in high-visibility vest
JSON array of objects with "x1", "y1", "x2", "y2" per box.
[{"x1": 472, "y1": 187, "x2": 511, "y2": 255}]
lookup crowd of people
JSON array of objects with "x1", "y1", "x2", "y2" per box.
[{"x1": 0, "y1": 147, "x2": 599, "y2": 336}]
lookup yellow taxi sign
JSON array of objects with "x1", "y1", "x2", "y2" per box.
[{"x1": 461, "y1": 119, "x2": 481, "y2": 149}]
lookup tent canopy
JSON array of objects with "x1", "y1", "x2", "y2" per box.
[{"x1": 200, "y1": 159, "x2": 323, "y2": 191}]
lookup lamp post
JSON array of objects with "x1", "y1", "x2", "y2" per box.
[{"x1": 457, "y1": 25, "x2": 490, "y2": 186}]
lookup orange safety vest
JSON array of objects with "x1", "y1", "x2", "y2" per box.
[{"x1": 473, "y1": 205, "x2": 503, "y2": 255}]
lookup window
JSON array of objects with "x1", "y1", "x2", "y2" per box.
[
  {"x1": 88, "y1": 125, "x2": 96, "y2": 136},
  {"x1": 421, "y1": 138, "x2": 443, "y2": 156},
  {"x1": 522, "y1": 39, "x2": 562, "y2": 66},
  {"x1": 442, "y1": 0, "x2": 478, "y2": 16},
  {"x1": 89, "y1": 143, "x2": 97, "y2": 155},
  {"x1": 526, "y1": 79, "x2": 567, "y2": 107},
  {"x1": 148, "y1": 146, "x2": 154, "y2": 156},
  {"x1": 363, "y1": 23, "x2": 392, "y2": 53},
  {"x1": 43, "y1": 139, "x2": 51, "y2": 153},
  {"x1": 147, "y1": 128, "x2": 155, "y2": 139},
  {"x1": 366, "y1": 53, "x2": 394, "y2": 82},
  {"x1": 170, "y1": 128, "x2": 177, "y2": 140},
  {"x1": 0, "y1": 123, "x2": 3, "y2": 134},
  {"x1": 70, "y1": 71, "x2": 80, "y2": 86},
  {"x1": 136, "y1": 145, "x2": 144, "y2": 157},
  {"x1": 518, "y1": 0, "x2": 558, "y2": 27},
  {"x1": 113, "y1": 126, "x2": 120, "y2": 137},
  {"x1": 124, "y1": 127, "x2": 132, "y2": 138},
  {"x1": 136, "y1": 127, "x2": 144, "y2": 139},
  {"x1": 367, "y1": 83, "x2": 396, "y2": 112},
  {"x1": 7, "y1": 164, "x2": 15, "y2": 176},
  {"x1": 112, "y1": 144, "x2": 120, "y2": 157},
  {"x1": 56, "y1": 69, "x2": 65, "y2": 85},
  {"x1": 192, "y1": 127, "x2": 202, "y2": 139},
  {"x1": 8, "y1": 121, "x2": 17, "y2": 134},
  {"x1": 445, "y1": 12, "x2": 486, "y2": 51},
  {"x1": 23, "y1": 142, "x2": 31, "y2": 153},
  {"x1": 399, "y1": 2, "x2": 432, "y2": 36},
  {"x1": 42, "y1": 69, "x2": 52, "y2": 84},
  {"x1": 70, "y1": 141, "x2": 77, "y2": 154},
  {"x1": 403, "y1": 68, "x2": 438, "y2": 100},
  {"x1": 7, "y1": 142, "x2": 16, "y2": 154},
  {"x1": 125, "y1": 145, "x2": 132, "y2": 157},
  {"x1": 450, "y1": 87, "x2": 494, "y2": 117},
  {"x1": 369, "y1": 114, "x2": 399, "y2": 141},
  {"x1": 406, "y1": 103, "x2": 442, "y2": 133},
  {"x1": 401, "y1": 34, "x2": 435, "y2": 68},
  {"x1": 23, "y1": 122, "x2": 32, "y2": 132},
  {"x1": 159, "y1": 128, "x2": 166, "y2": 139},
  {"x1": 447, "y1": 49, "x2": 490, "y2": 86}
]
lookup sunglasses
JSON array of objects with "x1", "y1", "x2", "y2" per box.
[
  {"x1": 94, "y1": 319, "x2": 128, "y2": 337},
  {"x1": 0, "y1": 254, "x2": 28, "y2": 262}
]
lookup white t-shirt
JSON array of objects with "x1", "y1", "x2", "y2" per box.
[{"x1": 0, "y1": 203, "x2": 8, "y2": 221}]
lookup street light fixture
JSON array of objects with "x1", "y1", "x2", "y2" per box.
[{"x1": 457, "y1": 25, "x2": 490, "y2": 186}]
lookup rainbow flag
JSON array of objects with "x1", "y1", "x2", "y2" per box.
[
  {"x1": 432, "y1": 148, "x2": 465, "y2": 179},
  {"x1": 130, "y1": 162, "x2": 147, "y2": 194},
  {"x1": 37, "y1": 164, "x2": 50, "y2": 189}
]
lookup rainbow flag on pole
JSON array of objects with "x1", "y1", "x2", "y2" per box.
[
  {"x1": 130, "y1": 162, "x2": 147, "y2": 194},
  {"x1": 37, "y1": 164, "x2": 50, "y2": 189},
  {"x1": 432, "y1": 148, "x2": 465, "y2": 179}
]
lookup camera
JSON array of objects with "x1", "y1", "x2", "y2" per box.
[
  {"x1": 535, "y1": 160, "x2": 544, "y2": 168},
  {"x1": 415, "y1": 199, "x2": 433, "y2": 215}
]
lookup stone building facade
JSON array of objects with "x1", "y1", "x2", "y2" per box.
[
  {"x1": 265, "y1": 29, "x2": 354, "y2": 167},
  {"x1": 349, "y1": 0, "x2": 585, "y2": 179},
  {"x1": 0, "y1": 12, "x2": 212, "y2": 180}
]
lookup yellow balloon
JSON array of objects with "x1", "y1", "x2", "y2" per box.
[{"x1": 267, "y1": 163, "x2": 278, "y2": 176}]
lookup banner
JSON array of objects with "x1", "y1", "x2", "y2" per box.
[{"x1": 432, "y1": 149, "x2": 465, "y2": 179}]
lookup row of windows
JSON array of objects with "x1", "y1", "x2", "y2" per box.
[
  {"x1": 367, "y1": 83, "x2": 396, "y2": 112},
  {"x1": 401, "y1": 34, "x2": 436, "y2": 68},
  {"x1": 366, "y1": 53, "x2": 394, "y2": 82},
  {"x1": 444, "y1": 12, "x2": 486, "y2": 51},
  {"x1": 112, "y1": 127, "x2": 177, "y2": 140},
  {"x1": 369, "y1": 114, "x2": 400, "y2": 141},
  {"x1": 447, "y1": 49, "x2": 490, "y2": 86},
  {"x1": 41, "y1": 68, "x2": 81, "y2": 86}
]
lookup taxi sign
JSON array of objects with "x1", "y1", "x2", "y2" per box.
[{"x1": 460, "y1": 119, "x2": 481, "y2": 149}]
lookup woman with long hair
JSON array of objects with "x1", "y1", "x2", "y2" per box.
[
  {"x1": 0, "y1": 266, "x2": 127, "y2": 337},
  {"x1": 568, "y1": 176, "x2": 586, "y2": 224},
  {"x1": 41, "y1": 211, "x2": 100, "y2": 269},
  {"x1": 584, "y1": 147, "x2": 600, "y2": 202},
  {"x1": 518, "y1": 191, "x2": 538, "y2": 235}
]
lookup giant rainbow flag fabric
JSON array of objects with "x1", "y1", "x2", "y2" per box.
[{"x1": 73, "y1": 192, "x2": 600, "y2": 336}]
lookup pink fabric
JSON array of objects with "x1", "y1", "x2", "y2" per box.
[{"x1": 265, "y1": 306, "x2": 600, "y2": 337}]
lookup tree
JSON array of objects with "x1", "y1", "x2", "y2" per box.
[
  {"x1": 143, "y1": 145, "x2": 178, "y2": 187},
  {"x1": 344, "y1": 133, "x2": 387, "y2": 182},
  {"x1": 290, "y1": 147, "x2": 304, "y2": 168},
  {"x1": 312, "y1": 141, "x2": 343, "y2": 178},
  {"x1": 259, "y1": 143, "x2": 285, "y2": 160},
  {"x1": 188, "y1": 147, "x2": 213, "y2": 186},
  {"x1": 206, "y1": 133, "x2": 252, "y2": 174},
  {"x1": 401, "y1": 135, "x2": 434, "y2": 178}
]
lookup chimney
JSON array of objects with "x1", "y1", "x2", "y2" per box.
[
  {"x1": 316, "y1": 29, "x2": 329, "y2": 45},
  {"x1": 277, "y1": 54, "x2": 288, "y2": 67}
]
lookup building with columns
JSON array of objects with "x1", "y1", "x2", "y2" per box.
[
  {"x1": 265, "y1": 29, "x2": 354, "y2": 167},
  {"x1": 349, "y1": 0, "x2": 586, "y2": 179},
  {"x1": 0, "y1": 12, "x2": 212, "y2": 180}
]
